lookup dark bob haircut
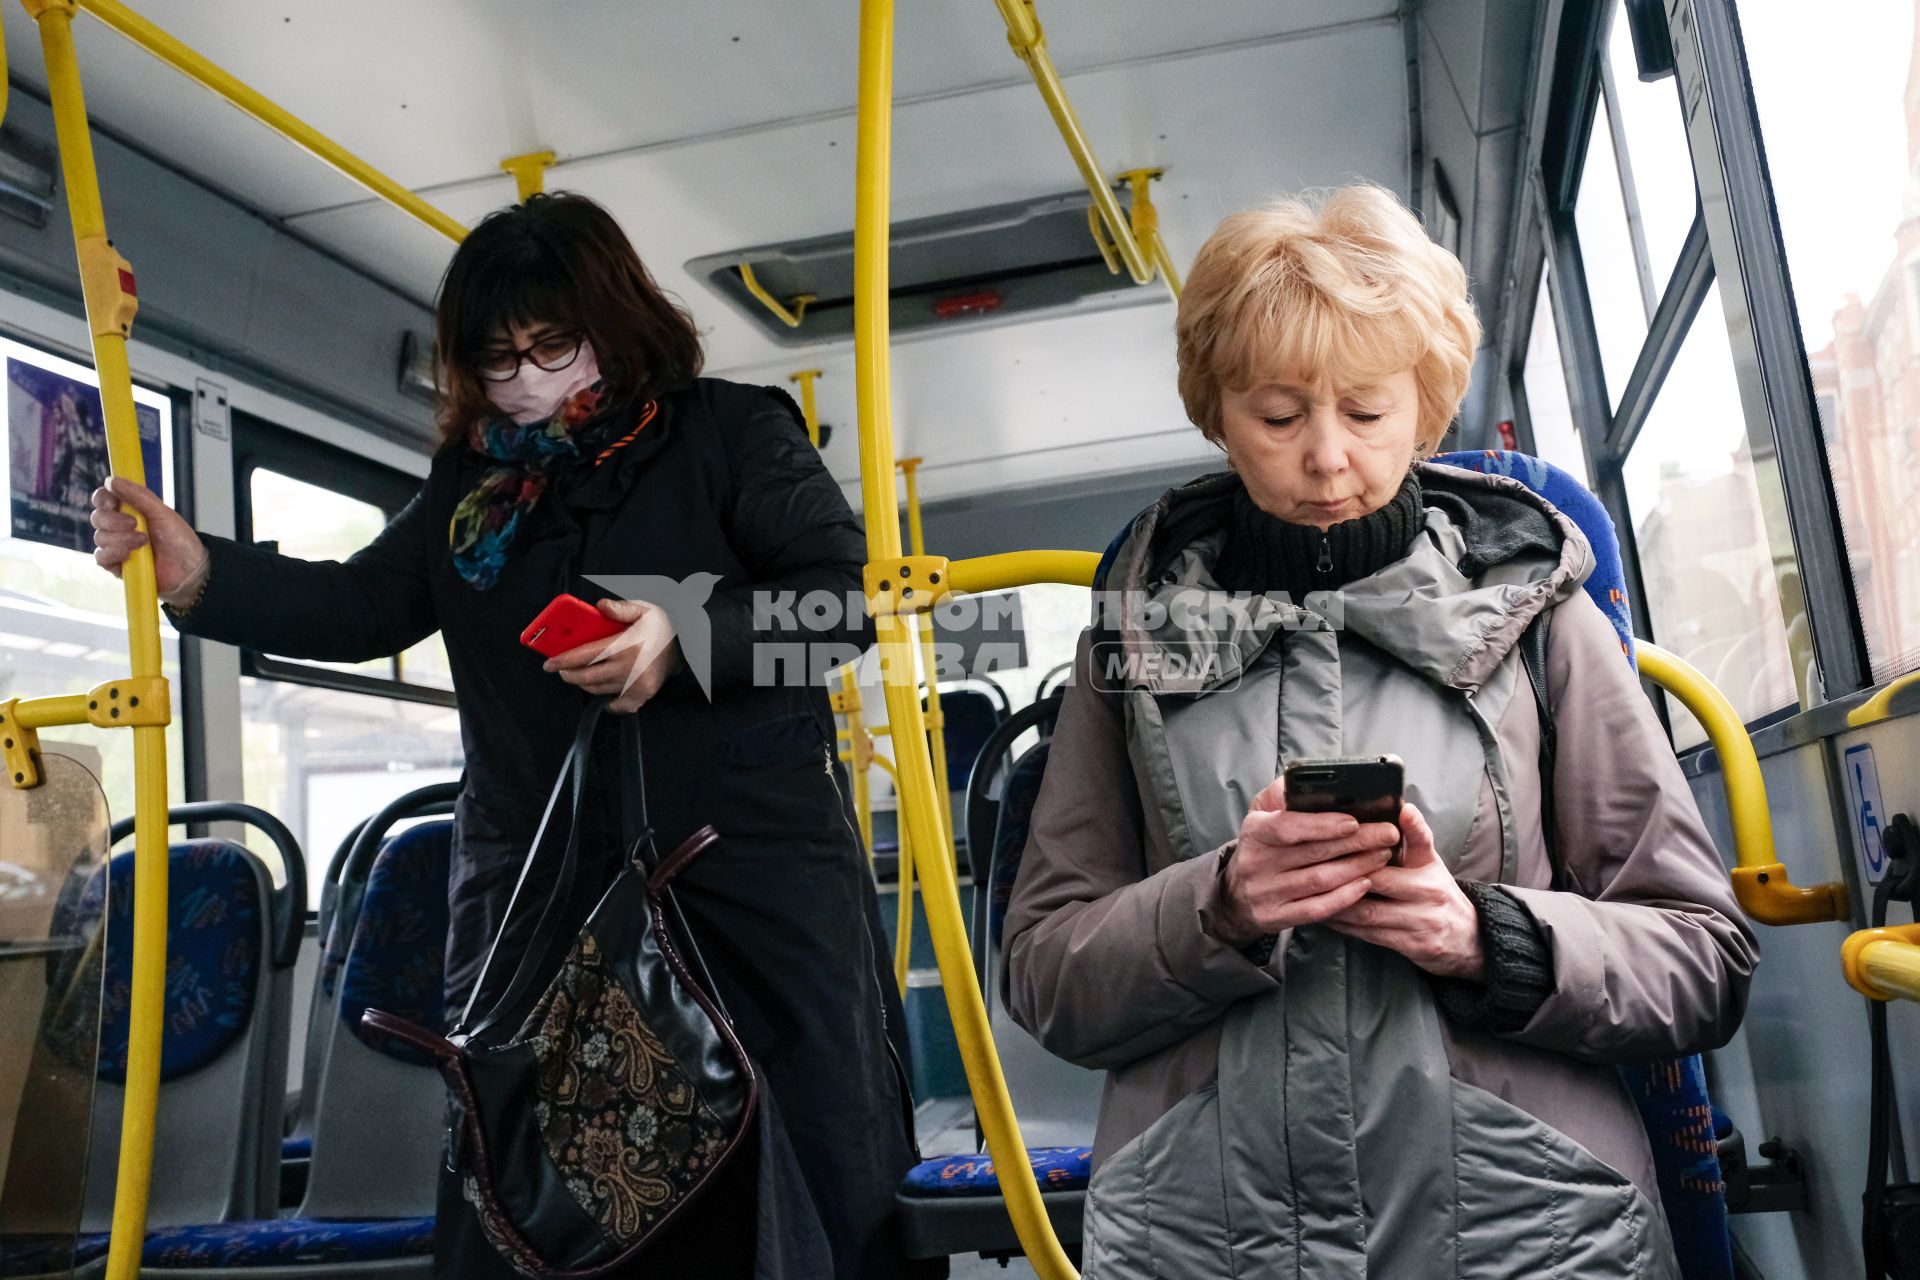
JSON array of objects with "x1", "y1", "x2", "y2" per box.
[{"x1": 432, "y1": 192, "x2": 704, "y2": 445}]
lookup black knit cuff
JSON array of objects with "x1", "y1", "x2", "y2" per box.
[
  {"x1": 1239, "y1": 933, "x2": 1279, "y2": 967},
  {"x1": 1430, "y1": 882, "x2": 1554, "y2": 1035}
]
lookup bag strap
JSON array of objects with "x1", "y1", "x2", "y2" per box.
[
  {"x1": 458, "y1": 698, "x2": 610, "y2": 1038},
  {"x1": 1517, "y1": 609, "x2": 1570, "y2": 892}
]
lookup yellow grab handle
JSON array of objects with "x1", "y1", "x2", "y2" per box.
[
  {"x1": 1848, "y1": 670, "x2": 1920, "y2": 729},
  {"x1": 1635, "y1": 642, "x2": 1848, "y2": 925},
  {"x1": 1843, "y1": 924, "x2": 1920, "y2": 1002}
]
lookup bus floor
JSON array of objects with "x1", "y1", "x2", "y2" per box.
[{"x1": 917, "y1": 1096, "x2": 1043, "y2": 1279}]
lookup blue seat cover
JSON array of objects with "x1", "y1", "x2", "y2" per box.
[
  {"x1": 901, "y1": 1147, "x2": 1091, "y2": 1197},
  {"x1": 141, "y1": 1217, "x2": 434, "y2": 1267},
  {"x1": 1435, "y1": 450, "x2": 1732, "y2": 1280},
  {"x1": 935, "y1": 689, "x2": 1003, "y2": 792},
  {"x1": 336, "y1": 822, "x2": 452, "y2": 1065},
  {"x1": 47, "y1": 840, "x2": 262, "y2": 1083}
]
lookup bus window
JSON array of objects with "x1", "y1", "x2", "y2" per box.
[
  {"x1": 1520, "y1": 267, "x2": 1590, "y2": 483},
  {"x1": 1622, "y1": 282, "x2": 1801, "y2": 748},
  {"x1": 0, "y1": 336, "x2": 186, "y2": 821},
  {"x1": 1575, "y1": 90, "x2": 1650, "y2": 407},
  {"x1": 1604, "y1": 1, "x2": 1697, "y2": 296},
  {"x1": 235, "y1": 432, "x2": 462, "y2": 902},
  {"x1": 1742, "y1": 0, "x2": 1920, "y2": 682}
]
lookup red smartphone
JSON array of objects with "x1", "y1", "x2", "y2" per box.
[{"x1": 521, "y1": 594, "x2": 625, "y2": 659}]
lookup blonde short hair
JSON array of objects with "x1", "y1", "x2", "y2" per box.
[{"x1": 1175, "y1": 183, "x2": 1481, "y2": 452}]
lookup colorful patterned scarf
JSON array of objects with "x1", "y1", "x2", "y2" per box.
[{"x1": 447, "y1": 382, "x2": 612, "y2": 590}]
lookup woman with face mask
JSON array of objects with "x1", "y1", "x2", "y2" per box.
[{"x1": 89, "y1": 193, "x2": 925, "y2": 1279}]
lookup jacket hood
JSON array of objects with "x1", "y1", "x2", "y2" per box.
[{"x1": 1098, "y1": 461, "x2": 1594, "y2": 695}]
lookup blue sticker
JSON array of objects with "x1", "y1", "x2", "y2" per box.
[{"x1": 1843, "y1": 743, "x2": 1888, "y2": 885}]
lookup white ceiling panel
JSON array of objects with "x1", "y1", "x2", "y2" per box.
[{"x1": 2, "y1": 0, "x2": 1412, "y2": 505}]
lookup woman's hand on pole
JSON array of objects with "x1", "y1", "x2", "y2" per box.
[
  {"x1": 1323, "y1": 802, "x2": 1486, "y2": 981},
  {"x1": 91, "y1": 478, "x2": 209, "y2": 603},
  {"x1": 544, "y1": 597, "x2": 681, "y2": 713},
  {"x1": 1210, "y1": 778, "x2": 1400, "y2": 944}
]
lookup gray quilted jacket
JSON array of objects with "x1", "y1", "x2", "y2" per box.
[{"x1": 1003, "y1": 462, "x2": 1759, "y2": 1278}]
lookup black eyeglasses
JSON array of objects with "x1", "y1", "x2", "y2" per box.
[{"x1": 474, "y1": 332, "x2": 586, "y2": 382}]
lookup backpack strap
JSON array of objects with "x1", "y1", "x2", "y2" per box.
[{"x1": 1517, "y1": 609, "x2": 1569, "y2": 892}]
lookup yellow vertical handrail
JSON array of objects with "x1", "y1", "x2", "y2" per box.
[
  {"x1": 866, "y1": 752, "x2": 917, "y2": 994},
  {"x1": 836, "y1": 667, "x2": 875, "y2": 857},
  {"x1": 855, "y1": 1, "x2": 1076, "y2": 1273},
  {"x1": 900, "y1": 457, "x2": 956, "y2": 867},
  {"x1": 24, "y1": 5, "x2": 171, "y2": 1277},
  {"x1": 70, "y1": 0, "x2": 466, "y2": 243},
  {"x1": 790, "y1": 369, "x2": 825, "y2": 447}
]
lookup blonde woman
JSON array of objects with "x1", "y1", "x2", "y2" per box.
[{"x1": 1003, "y1": 184, "x2": 1757, "y2": 1277}]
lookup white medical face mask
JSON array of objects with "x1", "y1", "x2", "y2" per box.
[{"x1": 488, "y1": 345, "x2": 602, "y2": 425}]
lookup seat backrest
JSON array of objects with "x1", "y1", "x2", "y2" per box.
[
  {"x1": 980, "y1": 741, "x2": 1103, "y2": 1150},
  {"x1": 1432, "y1": 450, "x2": 1732, "y2": 1280},
  {"x1": 932, "y1": 688, "x2": 1005, "y2": 793},
  {"x1": 1430, "y1": 451, "x2": 1635, "y2": 657},
  {"x1": 48, "y1": 840, "x2": 285, "y2": 1229},
  {"x1": 298, "y1": 821, "x2": 452, "y2": 1219}
]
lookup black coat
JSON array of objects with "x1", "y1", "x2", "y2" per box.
[{"x1": 176, "y1": 379, "x2": 924, "y2": 1278}]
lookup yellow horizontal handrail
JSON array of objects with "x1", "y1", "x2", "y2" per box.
[
  {"x1": 1844, "y1": 924, "x2": 1920, "y2": 1002},
  {"x1": 1636, "y1": 641, "x2": 1848, "y2": 925},
  {"x1": 73, "y1": 0, "x2": 466, "y2": 243},
  {"x1": 947, "y1": 549, "x2": 1101, "y2": 596},
  {"x1": 738, "y1": 261, "x2": 813, "y2": 329}
]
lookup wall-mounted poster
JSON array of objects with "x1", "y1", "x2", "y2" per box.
[{"x1": 4, "y1": 340, "x2": 169, "y2": 555}]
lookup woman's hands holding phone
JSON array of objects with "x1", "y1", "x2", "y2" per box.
[
  {"x1": 1213, "y1": 784, "x2": 1486, "y2": 982},
  {"x1": 1323, "y1": 804, "x2": 1485, "y2": 980},
  {"x1": 1211, "y1": 778, "x2": 1401, "y2": 944},
  {"x1": 543, "y1": 598, "x2": 681, "y2": 713}
]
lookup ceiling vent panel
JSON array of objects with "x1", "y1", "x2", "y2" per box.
[{"x1": 688, "y1": 191, "x2": 1159, "y2": 346}]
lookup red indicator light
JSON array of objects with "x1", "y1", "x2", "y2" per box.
[{"x1": 932, "y1": 290, "x2": 1003, "y2": 319}]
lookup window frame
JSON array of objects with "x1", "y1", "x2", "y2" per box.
[
  {"x1": 1517, "y1": 0, "x2": 1874, "y2": 750},
  {"x1": 230, "y1": 411, "x2": 454, "y2": 709}
]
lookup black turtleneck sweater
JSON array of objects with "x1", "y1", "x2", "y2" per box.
[
  {"x1": 1207, "y1": 469, "x2": 1554, "y2": 1030},
  {"x1": 1212, "y1": 472, "x2": 1425, "y2": 599}
]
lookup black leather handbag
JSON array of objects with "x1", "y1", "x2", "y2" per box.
[{"x1": 365, "y1": 699, "x2": 757, "y2": 1278}]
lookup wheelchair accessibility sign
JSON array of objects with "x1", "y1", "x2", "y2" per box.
[{"x1": 1843, "y1": 743, "x2": 1889, "y2": 885}]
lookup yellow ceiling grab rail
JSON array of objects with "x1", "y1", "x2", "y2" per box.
[
  {"x1": 17, "y1": 7, "x2": 176, "y2": 1280},
  {"x1": 738, "y1": 261, "x2": 814, "y2": 328},
  {"x1": 1635, "y1": 642, "x2": 1849, "y2": 926},
  {"x1": 992, "y1": 0, "x2": 1179, "y2": 301},
  {"x1": 1844, "y1": 924, "x2": 1920, "y2": 1002},
  {"x1": 68, "y1": 0, "x2": 467, "y2": 243}
]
